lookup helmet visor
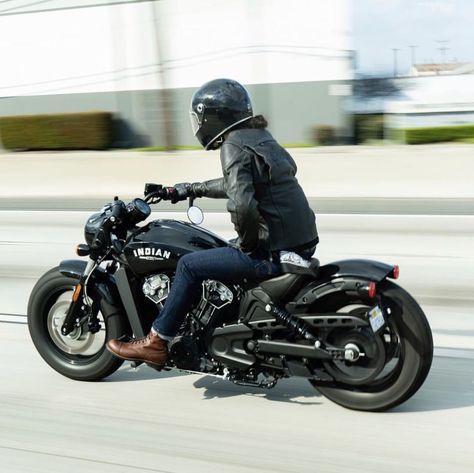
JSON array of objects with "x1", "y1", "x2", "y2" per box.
[{"x1": 189, "y1": 111, "x2": 201, "y2": 136}]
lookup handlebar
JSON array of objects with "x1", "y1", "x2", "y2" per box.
[
  {"x1": 144, "y1": 183, "x2": 175, "y2": 203},
  {"x1": 87, "y1": 186, "x2": 200, "y2": 257}
]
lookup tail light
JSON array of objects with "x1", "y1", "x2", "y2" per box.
[
  {"x1": 368, "y1": 282, "x2": 377, "y2": 299},
  {"x1": 390, "y1": 265, "x2": 400, "y2": 279}
]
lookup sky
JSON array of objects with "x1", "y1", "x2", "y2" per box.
[{"x1": 352, "y1": 0, "x2": 474, "y2": 77}]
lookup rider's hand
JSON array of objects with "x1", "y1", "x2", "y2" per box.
[{"x1": 170, "y1": 182, "x2": 192, "y2": 203}]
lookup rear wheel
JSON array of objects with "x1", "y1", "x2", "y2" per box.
[
  {"x1": 310, "y1": 281, "x2": 433, "y2": 411},
  {"x1": 28, "y1": 267, "x2": 128, "y2": 381}
]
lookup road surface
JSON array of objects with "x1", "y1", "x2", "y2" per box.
[{"x1": 0, "y1": 210, "x2": 473, "y2": 473}]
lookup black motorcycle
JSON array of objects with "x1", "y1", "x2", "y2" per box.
[{"x1": 27, "y1": 184, "x2": 433, "y2": 411}]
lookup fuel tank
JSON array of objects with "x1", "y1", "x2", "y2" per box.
[{"x1": 124, "y1": 219, "x2": 229, "y2": 275}]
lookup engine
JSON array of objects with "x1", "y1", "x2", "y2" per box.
[
  {"x1": 170, "y1": 280, "x2": 236, "y2": 372},
  {"x1": 142, "y1": 276, "x2": 240, "y2": 372},
  {"x1": 142, "y1": 274, "x2": 170, "y2": 307},
  {"x1": 195, "y1": 279, "x2": 234, "y2": 326}
]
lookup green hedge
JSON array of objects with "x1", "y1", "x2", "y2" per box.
[
  {"x1": 404, "y1": 124, "x2": 474, "y2": 144},
  {"x1": 0, "y1": 111, "x2": 113, "y2": 150}
]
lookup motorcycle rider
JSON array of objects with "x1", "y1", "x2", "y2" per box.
[{"x1": 106, "y1": 78, "x2": 318, "y2": 368}]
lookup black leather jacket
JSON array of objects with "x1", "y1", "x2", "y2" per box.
[{"x1": 192, "y1": 128, "x2": 318, "y2": 255}]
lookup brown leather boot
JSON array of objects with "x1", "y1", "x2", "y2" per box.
[{"x1": 106, "y1": 331, "x2": 168, "y2": 369}]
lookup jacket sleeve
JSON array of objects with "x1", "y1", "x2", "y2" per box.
[
  {"x1": 220, "y1": 143, "x2": 260, "y2": 253},
  {"x1": 191, "y1": 178, "x2": 227, "y2": 199}
]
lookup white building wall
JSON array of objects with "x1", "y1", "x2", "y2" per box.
[
  {"x1": 0, "y1": 0, "x2": 351, "y2": 97},
  {"x1": 385, "y1": 75, "x2": 474, "y2": 130},
  {"x1": 158, "y1": 0, "x2": 351, "y2": 88}
]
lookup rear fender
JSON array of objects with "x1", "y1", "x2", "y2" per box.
[
  {"x1": 290, "y1": 259, "x2": 397, "y2": 309},
  {"x1": 319, "y1": 259, "x2": 397, "y2": 282}
]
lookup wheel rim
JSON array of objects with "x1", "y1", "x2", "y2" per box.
[
  {"x1": 46, "y1": 290, "x2": 105, "y2": 356},
  {"x1": 323, "y1": 326, "x2": 386, "y2": 385},
  {"x1": 319, "y1": 304, "x2": 404, "y2": 389}
]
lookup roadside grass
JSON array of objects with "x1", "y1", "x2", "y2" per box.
[{"x1": 282, "y1": 143, "x2": 314, "y2": 148}]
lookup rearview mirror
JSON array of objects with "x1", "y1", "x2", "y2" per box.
[{"x1": 187, "y1": 206, "x2": 204, "y2": 225}]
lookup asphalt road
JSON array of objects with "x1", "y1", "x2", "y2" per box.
[
  {"x1": 1, "y1": 323, "x2": 473, "y2": 473},
  {"x1": 0, "y1": 209, "x2": 473, "y2": 472}
]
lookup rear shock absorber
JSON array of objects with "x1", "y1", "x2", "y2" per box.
[{"x1": 265, "y1": 304, "x2": 319, "y2": 344}]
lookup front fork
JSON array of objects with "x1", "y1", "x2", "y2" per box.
[{"x1": 61, "y1": 258, "x2": 97, "y2": 336}]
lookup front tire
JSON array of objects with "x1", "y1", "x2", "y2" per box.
[
  {"x1": 27, "y1": 267, "x2": 128, "y2": 381},
  {"x1": 311, "y1": 281, "x2": 433, "y2": 411}
]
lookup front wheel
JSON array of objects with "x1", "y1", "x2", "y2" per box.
[
  {"x1": 27, "y1": 267, "x2": 128, "y2": 381},
  {"x1": 310, "y1": 281, "x2": 433, "y2": 411}
]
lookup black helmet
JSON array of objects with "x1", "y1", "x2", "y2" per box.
[{"x1": 190, "y1": 78, "x2": 253, "y2": 150}]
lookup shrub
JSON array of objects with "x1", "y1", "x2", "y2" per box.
[
  {"x1": 404, "y1": 124, "x2": 474, "y2": 144},
  {"x1": 0, "y1": 111, "x2": 113, "y2": 150},
  {"x1": 312, "y1": 124, "x2": 335, "y2": 145},
  {"x1": 354, "y1": 114, "x2": 384, "y2": 143}
]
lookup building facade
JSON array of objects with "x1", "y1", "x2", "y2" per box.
[{"x1": 0, "y1": 0, "x2": 353, "y2": 147}]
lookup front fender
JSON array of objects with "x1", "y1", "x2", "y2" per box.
[
  {"x1": 59, "y1": 259, "x2": 87, "y2": 279},
  {"x1": 290, "y1": 259, "x2": 397, "y2": 309},
  {"x1": 59, "y1": 259, "x2": 119, "y2": 307}
]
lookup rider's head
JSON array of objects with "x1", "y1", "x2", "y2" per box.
[{"x1": 190, "y1": 78, "x2": 253, "y2": 150}]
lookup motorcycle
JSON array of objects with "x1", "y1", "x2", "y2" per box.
[{"x1": 27, "y1": 184, "x2": 433, "y2": 411}]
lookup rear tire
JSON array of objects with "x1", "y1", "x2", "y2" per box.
[
  {"x1": 311, "y1": 281, "x2": 433, "y2": 411},
  {"x1": 27, "y1": 267, "x2": 128, "y2": 381}
]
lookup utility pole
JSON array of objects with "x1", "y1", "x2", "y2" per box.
[
  {"x1": 152, "y1": 1, "x2": 175, "y2": 150},
  {"x1": 436, "y1": 40, "x2": 449, "y2": 64},
  {"x1": 392, "y1": 48, "x2": 400, "y2": 77}
]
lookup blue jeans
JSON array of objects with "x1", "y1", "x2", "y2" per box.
[{"x1": 152, "y1": 247, "x2": 281, "y2": 338}]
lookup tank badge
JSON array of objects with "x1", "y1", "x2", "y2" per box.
[{"x1": 132, "y1": 247, "x2": 171, "y2": 261}]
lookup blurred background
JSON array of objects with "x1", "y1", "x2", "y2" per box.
[{"x1": 0, "y1": 0, "x2": 472, "y2": 150}]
